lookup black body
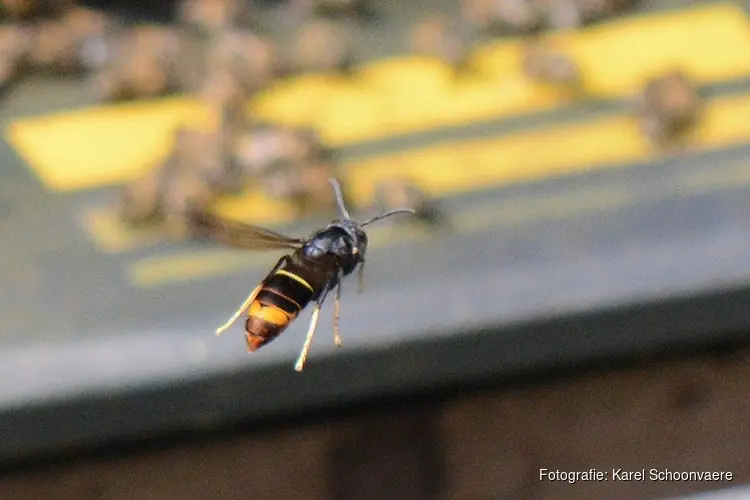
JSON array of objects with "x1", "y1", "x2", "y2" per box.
[
  {"x1": 187, "y1": 177, "x2": 414, "y2": 370},
  {"x1": 246, "y1": 221, "x2": 368, "y2": 348}
]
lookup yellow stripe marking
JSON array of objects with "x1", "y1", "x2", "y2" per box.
[
  {"x1": 341, "y1": 92, "x2": 750, "y2": 205},
  {"x1": 210, "y1": 189, "x2": 297, "y2": 227},
  {"x1": 253, "y1": 3, "x2": 750, "y2": 145},
  {"x1": 128, "y1": 157, "x2": 750, "y2": 289},
  {"x1": 79, "y1": 205, "x2": 167, "y2": 254},
  {"x1": 216, "y1": 91, "x2": 750, "y2": 224},
  {"x1": 128, "y1": 222, "x2": 434, "y2": 288},
  {"x1": 128, "y1": 251, "x2": 277, "y2": 287},
  {"x1": 6, "y1": 97, "x2": 216, "y2": 191},
  {"x1": 275, "y1": 270, "x2": 314, "y2": 293},
  {"x1": 86, "y1": 90, "x2": 750, "y2": 253},
  {"x1": 6, "y1": 3, "x2": 750, "y2": 192},
  {"x1": 79, "y1": 188, "x2": 297, "y2": 254}
]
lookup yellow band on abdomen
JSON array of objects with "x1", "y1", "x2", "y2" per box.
[
  {"x1": 249, "y1": 301, "x2": 293, "y2": 326},
  {"x1": 275, "y1": 269, "x2": 314, "y2": 292}
]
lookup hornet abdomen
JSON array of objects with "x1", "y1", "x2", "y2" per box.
[{"x1": 245, "y1": 269, "x2": 315, "y2": 351}]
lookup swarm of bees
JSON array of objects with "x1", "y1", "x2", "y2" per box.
[
  {"x1": 634, "y1": 69, "x2": 703, "y2": 148},
  {"x1": 98, "y1": 0, "x2": 648, "y2": 237},
  {"x1": 7, "y1": 0, "x2": 697, "y2": 245},
  {"x1": 117, "y1": 123, "x2": 236, "y2": 236},
  {"x1": 116, "y1": 115, "x2": 348, "y2": 234},
  {"x1": 101, "y1": 0, "x2": 362, "y2": 233},
  {"x1": 0, "y1": 3, "x2": 114, "y2": 89}
]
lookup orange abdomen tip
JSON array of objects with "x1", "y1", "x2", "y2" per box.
[{"x1": 244, "y1": 301, "x2": 295, "y2": 352}]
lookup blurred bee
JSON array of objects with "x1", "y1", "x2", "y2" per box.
[
  {"x1": 188, "y1": 178, "x2": 415, "y2": 371},
  {"x1": 198, "y1": 68, "x2": 252, "y2": 129},
  {"x1": 90, "y1": 24, "x2": 185, "y2": 101},
  {"x1": 634, "y1": 69, "x2": 702, "y2": 148},
  {"x1": 118, "y1": 167, "x2": 220, "y2": 237},
  {"x1": 1, "y1": 0, "x2": 36, "y2": 19},
  {"x1": 285, "y1": 0, "x2": 371, "y2": 22},
  {"x1": 541, "y1": 0, "x2": 585, "y2": 30},
  {"x1": 574, "y1": 0, "x2": 637, "y2": 24},
  {"x1": 314, "y1": 0, "x2": 373, "y2": 20},
  {"x1": 520, "y1": 40, "x2": 583, "y2": 93},
  {"x1": 159, "y1": 171, "x2": 222, "y2": 236},
  {"x1": 410, "y1": 15, "x2": 474, "y2": 75},
  {"x1": 176, "y1": 0, "x2": 254, "y2": 36},
  {"x1": 0, "y1": 24, "x2": 31, "y2": 91},
  {"x1": 27, "y1": 19, "x2": 78, "y2": 73},
  {"x1": 26, "y1": 7, "x2": 113, "y2": 75},
  {"x1": 172, "y1": 124, "x2": 242, "y2": 194},
  {"x1": 1, "y1": 0, "x2": 73, "y2": 20},
  {"x1": 461, "y1": 0, "x2": 543, "y2": 35},
  {"x1": 287, "y1": 19, "x2": 354, "y2": 74},
  {"x1": 373, "y1": 178, "x2": 446, "y2": 227},
  {"x1": 262, "y1": 158, "x2": 345, "y2": 218},
  {"x1": 462, "y1": 0, "x2": 632, "y2": 34},
  {"x1": 65, "y1": 6, "x2": 115, "y2": 67},
  {"x1": 232, "y1": 123, "x2": 332, "y2": 178},
  {"x1": 117, "y1": 124, "x2": 239, "y2": 235},
  {"x1": 204, "y1": 30, "x2": 279, "y2": 96}
]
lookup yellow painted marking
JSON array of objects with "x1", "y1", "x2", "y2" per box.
[
  {"x1": 275, "y1": 270, "x2": 314, "y2": 293},
  {"x1": 80, "y1": 190, "x2": 297, "y2": 254},
  {"x1": 248, "y1": 72, "x2": 356, "y2": 132},
  {"x1": 127, "y1": 157, "x2": 750, "y2": 289},
  {"x1": 92, "y1": 90, "x2": 750, "y2": 254},
  {"x1": 212, "y1": 189, "x2": 296, "y2": 224},
  {"x1": 128, "y1": 250, "x2": 277, "y2": 287},
  {"x1": 252, "y1": 3, "x2": 750, "y2": 145},
  {"x1": 6, "y1": 97, "x2": 216, "y2": 191},
  {"x1": 129, "y1": 222, "x2": 430, "y2": 288},
  {"x1": 341, "y1": 92, "x2": 750, "y2": 205},
  {"x1": 79, "y1": 205, "x2": 168, "y2": 254},
  {"x1": 8, "y1": 3, "x2": 750, "y2": 192}
]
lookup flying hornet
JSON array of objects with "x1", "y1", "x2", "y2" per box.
[{"x1": 188, "y1": 178, "x2": 415, "y2": 371}]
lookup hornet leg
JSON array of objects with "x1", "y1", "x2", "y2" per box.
[
  {"x1": 215, "y1": 285, "x2": 260, "y2": 336},
  {"x1": 333, "y1": 269, "x2": 344, "y2": 348},
  {"x1": 295, "y1": 282, "x2": 331, "y2": 372},
  {"x1": 215, "y1": 256, "x2": 289, "y2": 336}
]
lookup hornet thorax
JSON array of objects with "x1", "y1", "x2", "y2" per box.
[{"x1": 300, "y1": 219, "x2": 367, "y2": 276}]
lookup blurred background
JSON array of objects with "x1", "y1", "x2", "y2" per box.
[{"x1": 2, "y1": 0, "x2": 750, "y2": 498}]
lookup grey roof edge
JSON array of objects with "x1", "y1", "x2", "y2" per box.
[{"x1": 2, "y1": 282, "x2": 750, "y2": 464}]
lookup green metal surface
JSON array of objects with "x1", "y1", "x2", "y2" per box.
[{"x1": 2, "y1": 1, "x2": 750, "y2": 462}]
